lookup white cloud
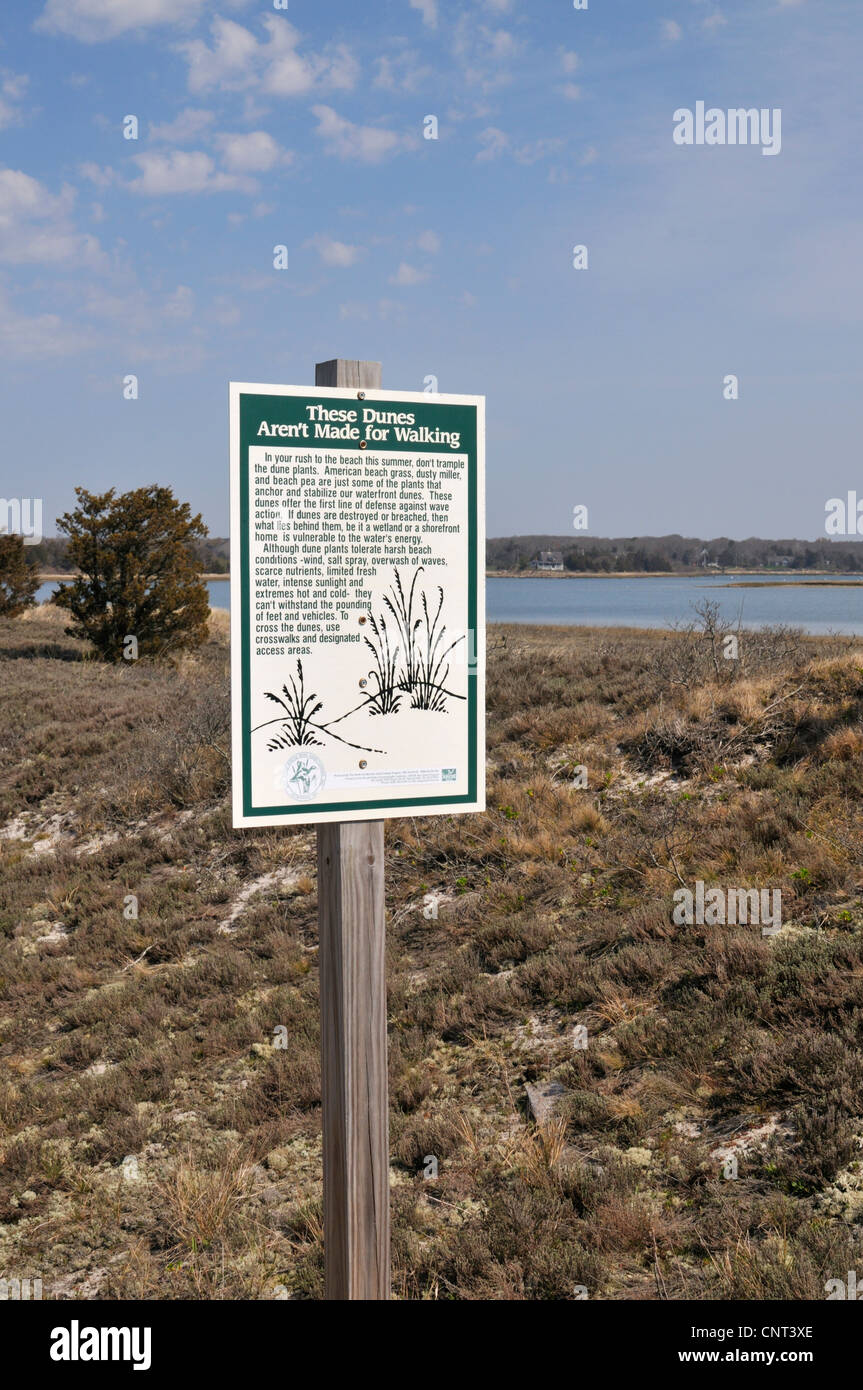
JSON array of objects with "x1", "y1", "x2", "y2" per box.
[
  {"x1": 211, "y1": 297, "x2": 241, "y2": 326},
  {"x1": 452, "y1": 15, "x2": 519, "y2": 91},
  {"x1": 79, "y1": 162, "x2": 115, "y2": 187},
  {"x1": 417, "y1": 229, "x2": 440, "y2": 254},
  {"x1": 703, "y1": 13, "x2": 728, "y2": 31},
  {"x1": 163, "y1": 284, "x2": 194, "y2": 319},
  {"x1": 390, "y1": 261, "x2": 428, "y2": 286},
  {"x1": 476, "y1": 127, "x2": 509, "y2": 161},
  {"x1": 661, "y1": 19, "x2": 683, "y2": 42},
  {"x1": 319, "y1": 46, "x2": 358, "y2": 93},
  {"x1": 63, "y1": 279, "x2": 215, "y2": 369},
  {"x1": 126, "y1": 151, "x2": 254, "y2": 196},
  {"x1": 311, "y1": 106, "x2": 413, "y2": 163},
  {"x1": 0, "y1": 72, "x2": 29, "y2": 131},
  {"x1": 180, "y1": 16, "x2": 357, "y2": 98},
  {"x1": 36, "y1": 0, "x2": 207, "y2": 43},
  {"x1": 487, "y1": 30, "x2": 517, "y2": 60},
  {"x1": 149, "y1": 108, "x2": 215, "y2": 144},
  {"x1": 476, "y1": 127, "x2": 564, "y2": 164},
  {"x1": 409, "y1": 0, "x2": 437, "y2": 29},
  {"x1": 0, "y1": 288, "x2": 91, "y2": 357},
  {"x1": 339, "y1": 301, "x2": 371, "y2": 321},
  {"x1": 144, "y1": 114, "x2": 290, "y2": 177},
  {"x1": 305, "y1": 233, "x2": 363, "y2": 267},
  {"x1": 374, "y1": 51, "x2": 431, "y2": 93},
  {"x1": 216, "y1": 130, "x2": 289, "y2": 172},
  {"x1": 180, "y1": 17, "x2": 262, "y2": 91},
  {"x1": 0, "y1": 168, "x2": 104, "y2": 266},
  {"x1": 377, "y1": 298, "x2": 409, "y2": 321},
  {"x1": 561, "y1": 83, "x2": 582, "y2": 101},
  {"x1": 262, "y1": 31, "x2": 322, "y2": 96},
  {"x1": 514, "y1": 138, "x2": 564, "y2": 165},
  {"x1": 561, "y1": 51, "x2": 580, "y2": 75},
  {"x1": 1, "y1": 74, "x2": 28, "y2": 102}
]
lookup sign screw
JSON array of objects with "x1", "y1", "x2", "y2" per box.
[
  {"x1": 357, "y1": 391, "x2": 366, "y2": 399},
  {"x1": 359, "y1": 760, "x2": 367, "y2": 769},
  {"x1": 359, "y1": 440, "x2": 367, "y2": 448},
  {"x1": 359, "y1": 678, "x2": 367, "y2": 688},
  {"x1": 358, "y1": 616, "x2": 367, "y2": 625}
]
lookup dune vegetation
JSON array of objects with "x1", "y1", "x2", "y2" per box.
[{"x1": 2, "y1": 602, "x2": 863, "y2": 1299}]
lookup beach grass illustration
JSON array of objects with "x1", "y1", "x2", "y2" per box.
[
  {"x1": 406, "y1": 584, "x2": 465, "y2": 711},
  {"x1": 261, "y1": 660, "x2": 323, "y2": 748},
  {"x1": 363, "y1": 608, "x2": 402, "y2": 715},
  {"x1": 381, "y1": 567, "x2": 422, "y2": 692},
  {"x1": 255, "y1": 660, "x2": 384, "y2": 755},
  {"x1": 365, "y1": 567, "x2": 466, "y2": 713},
  {"x1": 252, "y1": 569, "x2": 466, "y2": 756}
]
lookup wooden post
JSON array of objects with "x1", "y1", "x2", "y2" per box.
[{"x1": 314, "y1": 358, "x2": 390, "y2": 1300}]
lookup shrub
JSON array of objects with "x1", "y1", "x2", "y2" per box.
[
  {"x1": 54, "y1": 485, "x2": 209, "y2": 661},
  {"x1": 0, "y1": 533, "x2": 38, "y2": 617}
]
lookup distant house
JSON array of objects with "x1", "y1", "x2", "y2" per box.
[
  {"x1": 698, "y1": 548, "x2": 721, "y2": 570},
  {"x1": 532, "y1": 550, "x2": 564, "y2": 571}
]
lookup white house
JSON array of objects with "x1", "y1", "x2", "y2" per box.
[{"x1": 531, "y1": 550, "x2": 564, "y2": 571}]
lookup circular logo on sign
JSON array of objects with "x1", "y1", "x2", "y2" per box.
[{"x1": 276, "y1": 752, "x2": 326, "y2": 802}]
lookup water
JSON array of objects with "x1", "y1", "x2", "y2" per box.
[
  {"x1": 34, "y1": 572, "x2": 863, "y2": 636},
  {"x1": 485, "y1": 574, "x2": 863, "y2": 636}
]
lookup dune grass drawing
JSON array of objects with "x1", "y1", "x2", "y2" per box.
[
  {"x1": 408, "y1": 585, "x2": 466, "y2": 711},
  {"x1": 260, "y1": 660, "x2": 322, "y2": 748},
  {"x1": 382, "y1": 567, "x2": 422, "y2": 692},
  {"x1": 363, "y1": 609, "x2": 402, "y2": 715},
  {"x1": 365, "y1": 568, "x2": 466, "y2": 713},
  {"x1": 251, "y1": 570, "x2": 465, "y2": 760},
  {"x1": 253, "y1": 660, "x2": 384, "y2": 754}
]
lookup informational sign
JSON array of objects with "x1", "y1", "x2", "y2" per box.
[{"x1": 229, "y1": 382, "x2": 485, "y2": 826}]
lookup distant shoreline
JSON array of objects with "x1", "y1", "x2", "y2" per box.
[
  {"x1": 37, "y1": 570, "x2": 856, "y2": 585},
  {"x1": 720, "y1": 579, "x2": 863, "y2": 588},
  {"x1": 38, "y1": 572, "x2": 230, "y2": 583},
  {"x1": 485, "y1": 568, "x2": 850, "y2": 580}
]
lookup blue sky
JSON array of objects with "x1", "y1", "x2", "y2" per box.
[{"x1": 0, "y1": 0, "x2": 859, "y2": 539}]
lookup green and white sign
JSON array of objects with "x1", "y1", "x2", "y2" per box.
[{"x1": 229, "y1": 382, "x2": 485, "y2": 826}]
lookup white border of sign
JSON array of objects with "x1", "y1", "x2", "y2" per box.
[{"x1": 229, "y1": 380, "x2": 485, "y2": 827}]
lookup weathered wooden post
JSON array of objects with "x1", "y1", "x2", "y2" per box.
[{"x1": 314, "y1": 359, "x2": 389, "y2": 1301}]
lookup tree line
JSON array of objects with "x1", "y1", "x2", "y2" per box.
[
  {"x1": 487, "y1": 534, "x2": 863, "y2": 572},
  {"x1": 23, "y1": 531, "x2": 229, "y2": 575}
]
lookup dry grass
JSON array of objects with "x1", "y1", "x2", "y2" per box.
[
  {"x1": 156, "y1": 1145, "x2": 255, "y2": 1250},
  {"x1": 2, "y1": 605, "x2": 863, "y2": 1299}
]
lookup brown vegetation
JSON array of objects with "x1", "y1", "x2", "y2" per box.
[{"x1": 2, "y1": 604, "x2": 863, "y2": 1299}]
